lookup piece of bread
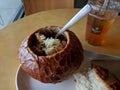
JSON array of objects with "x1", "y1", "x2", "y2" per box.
[
  {"x1": 19, "y1": 26, "x2": 84, "y2": 83},
  {"x1": 74, "y1": 65, "x2": 120, "y2": 90}
]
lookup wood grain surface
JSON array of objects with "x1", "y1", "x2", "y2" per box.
[{"x1": 23, "y1": 0, "x2": 74, "y2": 15}]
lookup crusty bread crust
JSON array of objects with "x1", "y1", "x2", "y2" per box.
[
  {"x1": 93, "y1": 65, "x2": 120, "y2": 90},
  {"x1": 19, "y1": 26, "x2": 84, "y2": 83},
  {"x1": 74, "y1": 65, "x2": 120, "y2": 90}
]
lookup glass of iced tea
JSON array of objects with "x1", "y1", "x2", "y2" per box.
[{"x1": 85, "y1": 0, "x2": 119, "y2": 46}]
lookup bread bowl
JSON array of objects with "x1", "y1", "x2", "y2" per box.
[{"x1": 19, "y1": 26, "x2": 84, "y2": 83}]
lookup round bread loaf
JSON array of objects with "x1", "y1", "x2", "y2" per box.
[{"x1": 19, "y1": 26, "x2": 84, "y2": 83}]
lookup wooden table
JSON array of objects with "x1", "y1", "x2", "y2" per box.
[{"x1": 0, "y1": 9, "x2": 120, "y2": 90}]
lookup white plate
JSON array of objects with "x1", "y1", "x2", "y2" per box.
[
  {"x1": 15, "y1": 65, "x2": 76, "y2": 90},
  {"x1": 16, "y1": 52, "x2": 120, "y2": 90}
]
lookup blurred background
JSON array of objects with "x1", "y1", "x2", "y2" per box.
[{"x1": 0, "y1": 0, "x2": 88, "y2": 30}]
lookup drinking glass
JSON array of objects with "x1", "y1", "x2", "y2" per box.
[{"x1": 85, "y1": 0, "x2": 119, "y2": 46}]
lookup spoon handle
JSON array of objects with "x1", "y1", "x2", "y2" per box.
[{"x1": 55, "y1": 4, "x2": 92, "y2": 38}]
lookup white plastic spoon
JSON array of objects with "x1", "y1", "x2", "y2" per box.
[{"x1": 55, "y1": 4, "x2": 92, "y2": 38}]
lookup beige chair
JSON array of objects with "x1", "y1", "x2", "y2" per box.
[{"x1": 23, "y1": 0, "x2": 74, "y2": 15}]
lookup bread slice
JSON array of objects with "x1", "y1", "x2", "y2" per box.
[{"x1": 74, "y1": 65, "x2": 120, "y2": 90}]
